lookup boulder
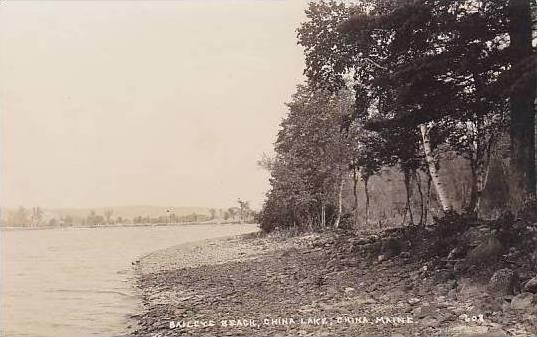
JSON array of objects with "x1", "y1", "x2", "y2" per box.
[
  {"x1": 432, "y1": 269, "x2": 455, "y2": 283},
  {"x1": 487, "y1": 268, "x2": 521, "y2": 296},
  {"x1": 412, "y1": 304, "x2": 435, "y2": 318},
  {"x1": 465, "y1": 236, "x2": 503, "y2": 266},
  {"x1": 523, "y1": 277, "x2": 537, "y2": 294},
  {"x1": 511, "y1": 292, "x2": 537, "y2": 310},
  {"x1": 460, "y1": 227, "x2": 483, "y2": 246},
  {"x1": 381, "y1": 237, "x2": 403, "y2": 258}
]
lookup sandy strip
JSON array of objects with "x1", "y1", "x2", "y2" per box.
[{"x1": 135, "y1": 232, "x2": 301, "y2": 276}]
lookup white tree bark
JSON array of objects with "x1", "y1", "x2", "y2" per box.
[
  {"x1": 333, "y1": 175, "x2": 345, "y2": 228},
  {"x1": 321, "y1": 203, "x2": 326, "y2": 227},
  {"x1": 467, "y1": 118, "x2": 496, "y2": 214},
  {"x1": 419, "y1": 124, "x2": 454, "y2": 212}
]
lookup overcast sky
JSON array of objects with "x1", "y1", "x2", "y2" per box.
[{"x1": 0, "y1": 0, "x2": 308, "y2": 209}]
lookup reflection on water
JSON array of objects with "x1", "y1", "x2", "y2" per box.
[{"x1": 0, "y1": 224, "x2": 258, "y2": 337}]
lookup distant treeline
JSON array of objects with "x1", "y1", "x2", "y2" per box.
[{"x1": 2, "y1": 200, "x2": 256, "y2": 227}]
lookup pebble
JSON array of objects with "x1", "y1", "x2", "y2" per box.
[{"x1": 408, "y1": 297, "x2": 421, "y2": 305}]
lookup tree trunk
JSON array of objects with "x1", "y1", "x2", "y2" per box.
[
  {"x1": 415, "y1": 171, "x2": 425, "y2": 226},
  {"x1": 424, "y1": 174, "x2": 432, "y2": 225},
  {"x1": 352, "y1": 166, "x2": 359, "y2": 224},
  {"x1": 363, "y1": 176, "x2": 370, "y2": 226},
  {"x1": 321, "y1": 203, "x2": 326, "y2": 227},
  {"x1": 508, "y1": 0, "x2": 537, "y2": 211},
  {"x1": 419, "y1": 124, "x2": 454, "y2": 212},
  {"x1": 403, "y1": 168, "x2": 415, "y2": 225},
  {"x1": 333, "y1": 174, "x2": 345, "y2": 228},
  {"x1": 467, "y1": 161, "x2": 480, "y2": 215},
  {"x1": 468, "y1": 146, "x2": 492, "y2": 216},
  {"x1": 466, "y1": 73, "x2": 496, "y2": 217}
]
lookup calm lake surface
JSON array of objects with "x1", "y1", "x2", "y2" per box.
[{"x1": 0, "y1": 224, "x2": 258, "y2": 337}]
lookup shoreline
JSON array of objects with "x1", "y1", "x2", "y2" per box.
[
  {"x1": 0, "y1": 222, "x2": 249, "y2": 231},
  {"x1": 127, "y1": 233, "x2": 264, "y2": 334},
  {"x1": 131, "y1": 231, "x2": 537, "y2": 336}
]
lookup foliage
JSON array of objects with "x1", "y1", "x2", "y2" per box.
[
  {"x1": 259, "y1": 85, "x2": 355, "y2": 231},
  {"x1": 260, "y1": 0, "x2": 536, "y2": 231}
]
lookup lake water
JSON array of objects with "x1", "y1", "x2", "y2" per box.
[{"x1": 0, "y1": 224, "x2": 258, "y2": 337}]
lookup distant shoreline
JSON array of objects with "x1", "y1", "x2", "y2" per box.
[{"x1": 0, "y1": 221, "x2": 252, "y2": 231}]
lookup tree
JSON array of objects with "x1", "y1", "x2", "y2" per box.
[
  {"x1": 31, "y1": 207, "x2": 43, "y2": 227},
  {"x1": 104, "y1": 209, "x2": 114, "y2": 224},
  {"x1": 227, "y1": 207, "x2": 238, "y2": 221},
  {"x1": 209, "y1": 208, "x2": 217, "y2": 220},
  {"x1": 299, "y1": 1, "x2": 443, "y2": 216},
  {"x1": 298, "y1": 0, "x2": 536, "y2": 215},
  {"x1": 86, "y1": 210, "x2": 102, "y2": 226},
  {"x1": 62, "y1": 215, "x2": 74, "y2": 226},
  {"x1": 507, "y1": 0, "x2": 537, "y2": 209},
  {"x1": 7, "y1": 207, "x2": 29, "y2": 226},
  {"x1": 258, "y1": 0, "x2": 535, "y2": 232},
  {"x1": 259, "y1": 84, "x2": 356, "y2": 230},
  {"x1": 257, "y1": 153, "x2": 275, "y2": 171},
  {"x1": 237, "y1": 199, "x2": 251, "y2": 224}
]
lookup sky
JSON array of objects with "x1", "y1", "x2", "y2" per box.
[{"x1": 0, "y1": 0, "x2": 308, "y2": 210}]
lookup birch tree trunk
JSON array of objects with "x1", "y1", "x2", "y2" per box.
[
  {"x1": 419, "y1": 123, "x2": 454, "y2": 212},
  {"x1": 468, "y1": 150, "x2": 490, "y2": 215},
  {"x1": 321, "y1": 203, "x2": 326, "y2": 227},
  {"x1": 415, "y1": 171, "x2": 425, "y2": 226},
  {"x1": 468, "y1": 162, "x2": 479, "y2": 214},
  {"x1": 333, "y1": 174, "x2": 345, "y2": 228},
  {"x1": 352, "y1": 166, "x2": 359, "y2": 224},
  {"x1": 466, "y1": 117, "x2": 497, "y2": 215},
  {"x1": 424, "y1": 174, "x2": 432, "y2": 224}
]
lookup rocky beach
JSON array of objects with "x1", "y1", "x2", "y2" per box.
[{"x1": 131, "y1": 225, "x2": 537, "y2": 336}]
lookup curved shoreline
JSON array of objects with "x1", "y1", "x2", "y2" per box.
[
  {"x1": 131, "y1": 232, "x2": 537, "y2": 336},
  {"x1": 130, "y1": 232, "x2": 306, "y2": 334},
  {"x1": 135, "y1": 232, "x2": 265, "y2": 275},
  {"x1": 129, "y1": 228, "x2": 267, "y2": 331}
]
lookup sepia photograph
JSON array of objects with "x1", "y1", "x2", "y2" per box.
[{"x1": 1, "y1": 0, "x2": 536, "y2": 336}]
